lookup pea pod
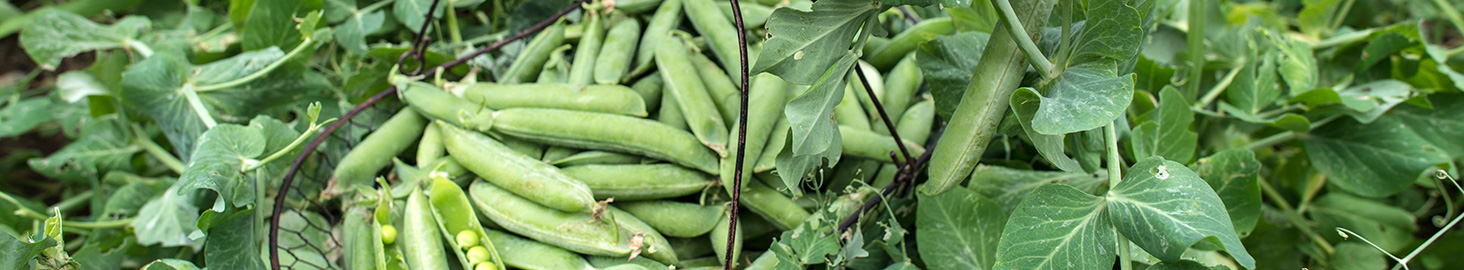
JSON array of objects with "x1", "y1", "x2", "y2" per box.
[
  {"x1": 402, "y1": 188, "x2": 449, "y2": 270},
  {"x1": 863, "y1": 17, "x2": 955, "y2": 69},
  {"x1": 709, "y1": 212, "x2": 741, "y2": 266},
  {"x1": 595, "y1": 18, "x2": 642, "y2": 85},
  {"x1": 467, "y1": 180, "x2": 633, "y2": 257},
  {"x1": 923, "y1": 0, "x2": 1055, "y2": 196},
  {"x1": 752, "y1": 110, "x2": 789, "y2": 173},
  {"x1": 488, "y1": 132, "x2": 545, "y2": 158},
  {"x1": 689, "y1": 52, "x2": 740, "y2": 123},
  {"x1": 613, "y1": 0, "x2": 664, "y2": 13},
  {"x1": 440, "y1": 122, "x2": 597, "y2": 213},
  {"x1": 839, "y1": 125, "x2": 925, "y2": 163},
  {"x1": 743, "y1": 250, "x2": 778, "y2": 270},
  {"x1": 668, "y1": 236, "x2": 715, "y2": 259},
  {"x1": 541, "y1": 145, "x2": 578, "y2": 163},
  {"x1": 879, "y1": 54, "x2": 923, "y2": 125},
  {"x1": 343, "y1": 206, "x2": 380, "y2": 270},
  {"x1": 400, "y1": 81, "x2": 495, "y2": 133},
  {"x1": 716, "y1": 0, "x2": 774, "y2": 29},
  {"x1": 502, "y1": 21, "x2": 566, "y2": 84},
  {"x1": 417, "y1": 123, "x2": 444, "y2": 166},
  {"x1": 618, "y1": 201, "x2": 724, "y2": 237},
  {"x1": 719, "y1": 73, "x2": 788, "y2": 193},
  {"x1": 331, "y1": 108, "x2": 427, "y2": 196},
  {"x1": 428, "y1": 176, "x2": 505, "y2": 270},
  {"x1": 655, "y1": 36, "x2": 728, "y2": 154},
  {"x1": 482, "y1": 229, "x2": 594, "y2": 270},
  {"x1": 683, "y1": 0, "x2": 742, "y2": 83},
  {"x1": 629, "y1": 0, "x2": 683, "y2": 79},
  {"x1": 456, "y1": 83, "x2": 648, "y2": 117},
  {"x1": 628, "y1": 72, "x2": 664, "y2": 112},
  {"x1": 537, "y1": 44, "x2": 574, "y2": 83},
  {"x1": 549, "y1": 151, "x2": 642, "y2": 167},
  {"x1": 604, "y1": 206, "x2": 679, "y2": 264},
  {"x1": 560, "y1": 164, "x2": 714, "y2": 201},
  {"x1": 836, "y1": 83, "x2": 872, "y2": 130},
  {"x1": 567, "y1": 11, "x2": 604, "y2": 85},
  {"x1": 588, "y1": 255, "x2": 669, "y2": 269},
  {"x1": 490, "y1": 108, "x2": 720, "y2": 173},
  {"x1": 738, "y1": 180, "x2": 810, "y2": 230},
  {"x1": 656, "y1": 88, "x2": 689, "y2": 131}
]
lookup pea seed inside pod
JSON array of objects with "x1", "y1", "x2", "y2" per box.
[
  {"x1": 381, "y1": 225, "x2": 398, "y2": 245},
  {"x1": 467, "y1": 246, "x2": 491, "y2": 263},
  {"x1": 475, "y1": 262, "x2": 495, "y2": 270},
  {"x1": 457, "y1": 230, "x2": 479, "y2": 249}
]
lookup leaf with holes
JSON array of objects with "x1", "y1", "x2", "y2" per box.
[
  {"x1": 1131, "y1": 86, "x2": 1196, "y2": 163},
  {"x1": 751, "y1": 0, "x2": 878, "y2": 85},
  {"x1": 1106, "y1": 157, "x2": 1255, "y2": 269},
  {"x1": 1190, "y1": 148, "x2": 1262, "y2": 236}
]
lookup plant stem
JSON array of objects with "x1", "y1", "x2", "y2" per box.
[
  {"x1": 124, "y1": 39, "x2": 154, "y2": 58},
  {"x1": 180, "y1": 84, "x2": 217, "y2": 128},
  {"x1": 195, "y1": 37, "x2": 317, "y2": 92},
  {"x1": 131, "y1": 123, "x2": 186, "y2": 174},
  {"x1": 444, "y1": 0, "x2": 464, "y2": 50},
  {"x1": 0, "y1": 192, "x2": 133, "y2": 231},
  {"x1": 1310, "y1": 28, "x2": 1375, "y2": 50},
  {"x1": 1255, "y1": 104, "x2": 1304, "y2": 119},
  {"x1": 1105, "y1": 122, "x2": 1132, "y2": 270},
  {"x1": 994, "y1": 0, "x2": 1054, "y2": 78},
  {"x1": 1431, "y1": 0, "x2": 1464, "y2": 41},
  {"x1": 243, "y1": 118, "x2": 335, "y2": 172},
  {"x1": 1388, "y1": 174, "x2": 1464, "y2": 270},
  {"x1": 1193, "y1": 62, "x2": 1244, "y2": 110},
  {"x1": 51, "y1": 189, "x2": 95, "y2": 213},
  {"x1": 724, "y1": 0, "x2": 751, "y2": 266},
  {"x1": 1242, "y1": 115, "x2": 1340, "y2": 150},
  {"x1": 1186, "y1": 0, "x2": 1205, "y2": 100},
  {"x1": 1259, "y1": 178, "x2": 1337, "y2": 254},
  {"x1": 1054, "y1": 0, "x2": 1073, "y2": 69},
  {"x1": 1328, "y1": 0, "x2": 1356, "y2": 32}
]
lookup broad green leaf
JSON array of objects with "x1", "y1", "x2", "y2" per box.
[
  {"x1": 205, "y1": 208, "x2": 267, "y2": 270},
  {"x1": 73, "y1": 241, "x2": 126, "y2": 270},
  {"x1": 1225, "y1": 51, "x2": 1280, "y2": 115},
  {"x1": 1308, "y1": 193, "x2": 1417, "y2": 253},
  {"x1": 1217, "y1": 103, "x2": 1311, "y2": 132},
  {"x1": 1065, "y1": 0, "x2": 1154, "y2": 64},
  {"x1": 131, "y1": 183, "x2": 203, "y2": 249},
  {"x1": 776, "y1": 54, "x2": 857, "y2": 192},
  {"x1": 1010, "y1": 88, "x2": 1083, "y2": 172},
  {"x1": 19, "y1": 10, "x2": 150, "y2": 69},
  {"x1": 0, "y1": 229, "x2": 53, "y2": 270},
  {"x1": 1031, "y1": 61, "x2": 1136, "y2": 135},
  {"x1": 101, "y1": 173, "x2": 175, "y2": 218},
  {"x1": 56, "y1": 71, "x2": 110, "y2": 103},
  {"x1": 0, "y1": 97, "x2": 52, "y2": 137},
  {"x1": 323, "y1": 0, "x2": 355, "y2": 23},
  {"x1": 394, "y1": 0, "x2": 445, "y2": 33},
  {"x1": 235, "y1": 0, "x2": 323, "y2": 50},
  {"x1": 1106, "y1": 157, "x2": 1255, "y2": 269},
  {"x1": 178, "y1": 124, "x2": 265, "y2": 208},
  {"x1": 1147, "y1": 260, "x2": 1227, "y2": 270},
  {"x1": 1415, "y1": 45, "x2": 1464, "y2": 92},
  {"x1": 1270, "y1": 36, "x2": 1316, "y2": 95},
  {"x1": 1131, "y1": 87, "x2": 1196, "y2": 163},
  {"x1": 1388, "y1": 94, "x2": 1464, "y2": 156},
  {"x1": 916, "y1": 32, "x2": 989, "y2": 120},
  {"x1": 874, "y1": 0, "x2": 965, "y2": 8},
  {"x1": 917, "y1": 188, "x2": 1005, "y2": 270},
  {"x1": 119, "y1": 53, "x2": 206, "y2": 160},
  {"x1": 1331, "y1": 242, "x2": 1387, "y2": 270},
  {"x1": 771, "y1": 212, "x2": 840, "y2": 265},
  {"x1": 1191, "y1": 149, "x2": 1261, "y2": 237},
  {"x1": 334, "y1": 10, "x2": 385, "y2": 55},
  {"x1": 27, "y1": 116, "x2": 138, "y2": 182},
  {"x1": 967, "y1": 165, "x2": 1107, "y2": 213},
  {"x1": 1335, "y1": 80, "x2": 1413, "y2": 124},
  {"x1": 1303, "y1": 117, "x2": 1450, "y2": 197},
  {"x1": 991, "y1": 184, "x2": 1113, "y2": 270},
  {"x1": 750, "y1": 0, "x2": 877, "y2": 85}
]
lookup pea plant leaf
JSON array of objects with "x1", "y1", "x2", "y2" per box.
[
  {"x1": 1334, "y1": 80, "x2": 1413, "y2": 124},
  {"x1": 1106, "y1": 157, "x2": 1256, "y2": 269},
  {"x1": 131, "y1": 183, "x2": 203, "y2": 249},
  {"x1": 1131, "y1": 86, "x2": 1196, "y2": 163},
  {"x1": 1190, "y1": 148, "x2": 1262, "y2": 237},
  {"x1": 967, "y1": 165, "x2": 1107, "y2": 213},
  {"x1": 775, "y1": 54, "x2": 856, "y2": 192},
  {"x1": 0, "y1": 229, "x2": 54, "y2": 269},
  {"x1": 917, "y1": 32, "x2": 990, "y2": 121},
  {"x1": 1010, "y1": 88, "x2": 1083, "y2": 172},
  {"x1": 19, "y1": 10, "x2": 151, "y2": 69},
  {"x1": 1147, "y1": 260, "x2": 1229, "y2": 270},
  {"x1": 0, "y1": 97, "x2": 53, "y2": 138},
  {"x1": 1224, "y1": 50, "x2": 1280, "y2": 116},
  {"x1": 333, "y1": 10, "x2": 386, "y2": 55},
  {"x1": 1308, "y1": 193, "x2": 1418, "y2": 252},
  {"x1": 234, "y1": 0, "x2": 323, "y2": 50},
  {"x1": 750, "y1": 0, "x2": 878, "y2": 85},
  {"x1": 991, "y1": 183, "x2": 1114, "y2": 270},
  {"x1": 203, "y1": 209, "x2": 267, "y2": 270},
  {"x1": 1063, "y1": 0, "x2": 1154, "y2": 65},
  {"x1": 394, "y1": 0, "x2": 445, "y2": 33},
  {"x1": 916, "y1": 188, "x2": 1006, "y2": 270},
  {"x1": 177, "y1": 124, "x2": 265, "y2": 208},
  {"x1": 1387, "y1": 94, "x2": 1464, "y2": 156},
  {"x1": 101, "y1": 173, "x2": 176, "y2": 219},
  {"x1": 1303, "y1": 116, "x2": 1450, "y2": 197},
  {"x1": 1269, "y1": 35, "x2": 1317, "y2": 95},
  {"x1": 27, "y1": 115, "x2": 139, "y2": 182},
  {"x1": 1030, "y1": 61, "x2": 1136, "y2": 135}
]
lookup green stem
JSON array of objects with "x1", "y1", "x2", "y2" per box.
[
  {"x1": 1310, "y1": 28, "x2": 1375, "y2": 50},
  {"x1": 1053, "y1": 0, "x2": 1074, "y2": 69},
  {"x1": 1449, "y1": 46, "x2": 1464, "y2": 57},
  {"x1": 1242, "y1": 116, "x2": 1340, "y2": 150},
  {"x1": 1259, "y1": 178, "x2": 1337, "y2": 254},
  {"x1": 51, "y1": 190, "x2": 94, "y2": 213},
  {"x1": 1431, "y1": 0, "x2": 1464, "y2": 41},
  {"x1": 1389, "y1": 174, "x2": 1464, "y2": 269},
  {"x1": 242, "y1": 118, "x2": 335, "y2": 171},
  {"x1": 124, "y1": 39, "x2": 154, "y2": 58},
  {"x1": 58, "y1": 218, "x2": 135, "y2": 230},
  {"x1": 131, "y1": 123, "x2": 186, "y2": 174},
  {"x1": 1329, "y1": 0, "x2": 1356, "y2": 32},
  {"x1": 445, "y1": 0, "x2": 464, "y2": 52},
  {"x1": 1193, "y1": 62, "x2": 1244, "y2": 110},
  {"x1": 194, "y1": 37, "x2": 316, "y2": 92},
  {"x1": 179, "y1": 84, "x2": 217, "y2": 128},
  {"x1": 1186, "y1": 0, "x2": 1206, "y2": 100},
  {"x1": 994, "y1": 0, "x2": 1054, "y2": 78},
  {"x1": 1255, "y1": 104, "x2": 1304, "y2": 119},
  {"x1": 1105, "y1": 122, "x2": 1132, "y2": 270}
]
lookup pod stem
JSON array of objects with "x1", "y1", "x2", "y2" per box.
[{"x1": 725, "y1": 0, "x2": 750, "y2": 266}]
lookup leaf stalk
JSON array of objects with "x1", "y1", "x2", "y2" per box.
[{"x1": 994, "y1": 0, "x2": 1054, "y2": 78}]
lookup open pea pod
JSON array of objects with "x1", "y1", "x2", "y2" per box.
[{"x1": 428, "y1": 174, "x2": 505, "y2": 270}]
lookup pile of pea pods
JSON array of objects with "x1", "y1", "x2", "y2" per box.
[{"x1": 333, "y1": 0, "x2": 948, "y2": 268}]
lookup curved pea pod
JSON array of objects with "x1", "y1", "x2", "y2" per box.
[
  {"x1": 689, "y1": 53, "x2": 740, "y2": 123},
  {"x1": 864, "y1": 17, "x2": 955, "y2": 69},
  {"x1": 613, "y1": 0, "x2": 664, "y2": 13},
  {"x1": 618, "y1": 201, "x2": 724, "y2": 237},
  {"x1": 880, "y1": 54, "x2": 923, "y2": 125},
  {"x1": 738, "y1": 179, "x2": 810, "y2": 230},
  {"x1": 668, "y1": 236, "x2": 715, "y2": 259},
  {"x1": 540, "y1": 145, "x2": 579, "y2": 163},
  {"x1": 656, "y1": 37, "x2": 729, "y2": 154},
  {"x1": 330, "y1": 108, "x2": 427, "y2": 196},
  {"x1": 836, "y1": 83, "x2": 872, "y2": 130},
  {"x1": 440, "y1": 122, "x2": 597, "y2": 213},
  {"x1": 752, "y1": 112, "x2": 789, "y2": 173},
  {"x1": 719, "y1": 73, "x2": 788, "y2": 192},
  {"x1": 568, "y1": 11, "x2": 605, "y2": 85},
  {"x1": 482, "y1": 228, "x2": 594, "y2": 270},
  {"x1": 683, "y1": 0, "x2": 742, "y2": 82},
  {"x1": 896, "y1": 99, "x2": 935, "y2": 145},
  {"x1": 428, "y1": 176, "x2": 505, "y2": 270},
  {"x1": 417, "y1": 123, "x2": 444, "y2": 166},
  {"x1": 560, "y1": 164, "x2": 714, "y2": 201},
  {"x1": 343, "y1": 206, "x2": 381, "y2": 270},
  {"x1": 628, "y1": 72, "x2": 664, "y2": 112},
  {"x1": 401, "y1": 81, "x2": 495, "y2": 133},
  {"x1": 402, "y1": 189, "x2": 450, "y2": 270},
  {"x1": 490, "y1": 108, "x2": 720, "y2": 174},
  {"x1": 488, "y1": 132, "x2": 545, "y2": 158},
  {"x1": 840, "y1": 125, "x2": 925, "y2": 163},
  {"x1": 743, "y1": 251, "x2": 778, "y2": 270},
  {"x1": 716, "y1": 0, "x2": 774, "y2": 29},
  {"x1": 605, "y1": 206, "x2": 679, "y2": 264},
  {"x1": 595, "y1": 18, "x2": 642, "y2": 85},
  {"x1": 457, "y1": 83, "x2": 648, "y2": 117},
  {"x1": 549, "y1": 151, "x2": 642, "y2": 167},
  {"x1": 656, "y1": 89, "x2": 689, "y2": 131},
  {"x1": 709, "y1": 213, "x2": 741, "y2": 266},
  {"x1": 502, "y1": 21, "x2": 565, "y2": 84},
  {"x1": 630, "y1": 0, "x2": 683, "y2": 78},
  {"x1": 467, "y1": 180, "x2": 634, "y2": 257}
]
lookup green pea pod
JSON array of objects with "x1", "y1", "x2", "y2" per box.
[
  {"x1": 605, "y1": 206, "x2": 679, "y2": 264},
  {"x1": 417, "y1": 123, "x2": 444, "y2": 166},
  {"x1": 331, "y1": 108, "x2": 427, "y2": 196},
  {"x1": 656, "y1": 88, "x2": 689, "y2": 131},
  {"x1": 924, "y1": 0, "x2": 1054, "y2": 196},
  {"x1": 839, "y1": 125, "x2": 925, "y2": 163},
  {"x1": 656, "y1": 37, "x2": 729, "y2": 155},
  {"x1": 537, "y1": 44, "x2": 574, "y2": 83},
  {"x1": 490, "y1": 108, "x2": 720, "y2": 173},
  {"x1": 467, "y1": 180, "x2": 633, "y2": 256},
  {"x1": 483, "y1": 229, "x2": 594, "y2": 270},
  {"x1": 689, "y1": 52, "x2": 740, "y2": 124},
  {"x1": 880, "y1": 54, "x2": 923, "y2": 125},
  {"x1": 629, "y1": 0, "x2": 683, "y2": 79},
  {"x1": 402, "y1": 188, "x2": 450, "y2": 270},
  {"x1": 716, "y1": 0, "x2": 774, "y2": 29},
  {"x1": 401, "y1": 81, "x2": 495, "y2": 133},
  {"x1": 628, "y1": 72, "x2": 664, "y2": 112},
  {"x1": 738, "y1": 180, "x2": 809, "y2": 230},
  {"x1": 457, "y1": 83, "x2": 648, "y2": 117},
  {"x1": 502, "y1": 21, "x2": 566, "y2": 84},
  {"x1": 864, "y1": 17, "x2": 955, "y2": 69},
  {"x1": 743, "y1": 250, "x2": 778, "y2": 270},
  {"x1": 719, "y1": 73, "x2": 788, "y2": 193},
  {"x1": 568, "y1": 11, "x2": 605, "y2": 85},
  {"x1": 549, "y1": 151, "x2": 642, "y2": 167},
  {"x1": 613, "y1": 0, "x2": 664, "y2": 13},
  {"x1": 709, "y1": 212, "x2": 741, "y2": 266},
  {"x1": 488, "y1": 131, "x2": 546, "y2": 158},
  {"x1": 440, "y1": 122, "x2": 597, "y2": 213},
  {"x1": 588, "y1": 256, "x2": 664, "y2": 270},
  {"x1": 343, "y1": 206, "x2": 380, "y2": 270},
  {"x1": 752, "y1": 111, "x2": 789, "y2": 173},
  {"x1": 595, "y1": 18, "x2": 642, "y2": 85},
  {"x1": 428, "y1": 176, "x2": 505, "y2": 270},
  {"x1": 682, "y1": 0, "x2": 742, "y2": 84},
  {"x1": 836, "y1": 83, "x2": 872, "y2": 130},
  {"x1": 559, "y1": 164, "x2": 714, "y2": 201},
  {"x1": 618, "y1": 201, "x2": 724, "y2": 237},
  {"x1": 667, "y1": 236, "x2": 715, "y2": 259},
  {"x1": 540, "y1": 145, "x2": 579, "y2": 163}
]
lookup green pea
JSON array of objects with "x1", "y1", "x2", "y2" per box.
[
  {"x1": 482, "y1": 228, "x2": 594, "y2": 270},
  {"x1": 457, "y1": 83, "x2": 649, "y2": 117},
  {"x1": 682, "y1": 0, "x2": 742, "y2": 85},
  {"x1": 330, "y1": 109, "x2": 427, "y2": 196},
  {"x1": 467, "y1": 246, "x2": 491, "y2": 263},
  {"x1": 618, "y1": 201, "x2": 724, "y2": 237},
  {"x1": 457, "y1": 230, "x2": 479, "y2": 249},
  {"x1": 629, "y1": 0, "x2": 683, "y2": 79},
  {"x1": 380, "y1": 224, "x2": 397, "y2": 245},
  {"x1": 502, "y1": 21, "x2": 566, "y2": 84},
  {"x1": 559, "y1": 164, "x2": 714, "y2": 201},
  {"x1": 595, "y1": 18, "x2": 642, "y2": 85},
  {"x1": 475, "y1": 262, "x2": 496, "y2": 270},
  {"x1": 490, "y1": 108, "x2": 720, "y2": 174},
  {"x1": 440, "y1": 122, "x2": 597, "y2": 213},
  {"x1": 655, "y1": 37, "x2": 729, "y2": 154},
  {"x1": 429, "y1": 176, "x2": 504, "y2": 270}
]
